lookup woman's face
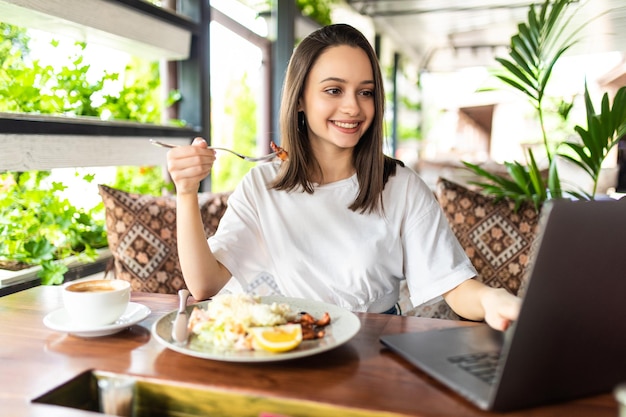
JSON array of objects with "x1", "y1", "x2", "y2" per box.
[{"x1": 299, "y1": 45, "x2": 375, "y2": 154}]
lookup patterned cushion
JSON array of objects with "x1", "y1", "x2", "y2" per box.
[
  {"x1": 98, "y1": 184, "x2": 230, "y2": 294},
  {"x1": 405, "y1": 177, "x2": 540, "y2": 318}
]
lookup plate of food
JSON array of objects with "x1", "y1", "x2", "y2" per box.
[{"x1": 151, "y1": 294, "x2": 361, "y2": 362}]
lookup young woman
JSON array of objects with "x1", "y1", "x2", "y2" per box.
[{"x1": 166, "y1": 23, "x2": 520, "y2": 331}]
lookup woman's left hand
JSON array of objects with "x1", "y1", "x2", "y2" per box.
[
  {"x1": 481, "y1": 287, "x2": 522, "y2": 331},
  {"x1": 444, "y1": 279, "x2": 522, "y2": 331}
]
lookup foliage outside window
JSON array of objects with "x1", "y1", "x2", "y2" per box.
[
  {"x1": 0, "y1": 24, "x2": 175, "y2": 122},
  {"x1": 296, "y1": 0, "x2": 336, "y2": 25},
  {"x1": 241, "y1": 0, "x2": 336, "y2": 26},
  {"x1": 0, "y1": 171, "x2": 107, "y2": 282},
  {"x1": 211, "y1": 73, "x2": 259, "y2": 192}
]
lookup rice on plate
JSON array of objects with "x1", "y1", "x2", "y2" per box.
[{"x1": 188, "y1": 293, "x2": 299, "y2": 352}]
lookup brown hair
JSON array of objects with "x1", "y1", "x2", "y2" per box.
[{"x1": 271, "y1": 23, "x2": 402, "y2": 214}]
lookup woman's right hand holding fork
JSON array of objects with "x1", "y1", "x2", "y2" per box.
[{"x1": 166, "y1": 137, "x2": 216, "y2": 195}]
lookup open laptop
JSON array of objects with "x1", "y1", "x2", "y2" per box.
[{"x1": 380, "y1": 197, "x2": 626, "y2": 411}]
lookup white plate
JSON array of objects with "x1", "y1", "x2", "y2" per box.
[
  {"x1": 151, "y1": 296, "x2": 361, "y2": 362},
  {"x1": 43, "y1": 302, "x2": 151, "y2": 337}
]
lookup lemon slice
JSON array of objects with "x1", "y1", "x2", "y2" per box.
[{"x1": 249, "y1": 324, "x2": 303, "y2": 353}]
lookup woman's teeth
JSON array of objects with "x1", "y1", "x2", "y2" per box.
[{"x1": 333, "y1": 121, "x2": 358, "y2": 128}]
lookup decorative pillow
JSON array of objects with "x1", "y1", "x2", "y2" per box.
[
  {"x1": 98, "y1": 185, "x2": 230, "y2": 294},
  {"x1": 405, "y1": 177, "x2": 541, "y2": 319}
]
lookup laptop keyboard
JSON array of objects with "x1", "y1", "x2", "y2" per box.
[{"x1": 447, "y1": 351, "x2": 500, "y2": 385}]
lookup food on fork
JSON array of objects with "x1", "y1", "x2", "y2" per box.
[
  {"x1": 187, "y1": 294, "x2": 330, "y2": 353},
  {"x1": 270, "y1": 141, "x2": 289, "y2": 161}
]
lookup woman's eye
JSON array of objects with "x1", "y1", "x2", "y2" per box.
[
  {"x1": 325, "y1": 88, "x2": 341, "y2": 95},
  {"x1": 360, "y1": 90, "x2": 374, "y2": 97}
]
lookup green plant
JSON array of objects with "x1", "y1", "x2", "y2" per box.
[
  {"x1": 245, "y1": 0, "x2": 336, "y2": 26},
  {"x1": 559, "y1": 84, "x2": 626, "y2": 199},
  {"x1": 49, "y1": 41, "x2": 116, "y2": 117},
  {"x1": 0, "y1": 24, "x2": 62, "y2": 113},
  {"x1": 100, "y1": 58, "x2": 163, "y2": 123},
  {"x1": 463, "y1": 0, "x2": 625, "y2": 209},
  {"x1": 111, "y1": 166, "x2": 174, "y2": 196},
  {"x1": 296, "y1": 0, "x2": 336, "y2": 25},
  {"x1": 0, "y1": 30, "x2": 170, "y2": 121},
  {"x1": 0, "y1": 171, "x2": 107, "y2": 285}
]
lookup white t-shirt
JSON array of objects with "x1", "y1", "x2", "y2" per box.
[{"x1": 208, "y1": 161, "x2": 476, "y2": 313}]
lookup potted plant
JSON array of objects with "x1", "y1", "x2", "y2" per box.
[{"x1": 464, "y1": 0, "x2": 626, "y2": 209}]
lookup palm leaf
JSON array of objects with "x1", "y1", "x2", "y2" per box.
[
  {"x1": 537, "y1": 43, "x2": 574, "y2": 97},
  {"x1": 546, "y1": 157, "x2": 562, "y2": 199},
  {"x1": 462, "y1": 161, "x2": 522, "y2": 192},
  {"x1": 519, "y1": 20, "x2": 539, "y2": 52},
  {"x1": 506, "y1": 161, "x2": 533, "y2": 196},
  {"x1": 527, "y1": 2, "x2": 542, "y2": 38},
  {"x1": 463, "y1": 159, "x2": 546, "y2": 211},
  {"x1": 495, "y1": 58, "x2": 538, "y2": 95},
  {"x1": 558, "y1": 147, "x2": 594, "y2": 178},
  {"x1": 612, "y1": 88, "x2": 626, "y2": 130},
  {"x1": 509, "y1": 39, "x2": 534, "y2": 76},
  {"x1": 494, "y1": 73, "x2": 539, "y2": 102},
  {"x1": 527, "y1": 149, "x2": 548, "y2": 202},
  {"x1": 566, "y1": 188, "x2": 594, "y2": 201},
  {"x1": 558, "y1": 84, "x2": 626, "y2": 197},
  {"x1": 513, "y1": 27, "x2": 538, "y2": 67}
]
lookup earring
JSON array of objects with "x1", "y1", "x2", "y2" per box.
[{"x1": 298, "y1": 111, "x2": 306, "y2": 132}]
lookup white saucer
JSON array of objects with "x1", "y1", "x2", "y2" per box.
[{"x1": 43, "y1": 302, "x2": 151, "y2": 337}]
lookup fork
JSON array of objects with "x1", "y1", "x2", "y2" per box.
[{"x1": 150, "y1": 139, "x2": 277, "y2": 162}]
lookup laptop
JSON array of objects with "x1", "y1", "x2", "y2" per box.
[{"x1": 380, "y1": 197, "x2": 626, "y2": 411}]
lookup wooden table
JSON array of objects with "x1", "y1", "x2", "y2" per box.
[{"x1": 0, "y1": 286, "x2": 618, "y2": 416}]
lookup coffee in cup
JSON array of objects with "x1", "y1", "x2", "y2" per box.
[{"x1": 63, "y1": 279, "x2": 131, "y2": 327}]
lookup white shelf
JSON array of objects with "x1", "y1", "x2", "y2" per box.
[
  {"x1": 0, "y1": 0, "x2": 191, "y2": 60},
  {"x1": 0, "y1": 133, "x2": 191, "y2": 170}
]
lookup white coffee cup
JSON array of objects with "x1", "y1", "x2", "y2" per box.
[{"x1": 62, "y1": 279, "x2": 131, "y2": 327}]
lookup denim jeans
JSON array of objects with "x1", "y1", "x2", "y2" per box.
[{"x1": 381, "y1": 304, "x2": 400, "y2": 315}]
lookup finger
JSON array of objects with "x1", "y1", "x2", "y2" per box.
[
  {"x1": 485, "y1": 314, "x2": 510, "y2": 332},
  {"x1": 499, "y1": 297, "x2": 522, "y2": 321},
  {"x1": 169, "y1": 159, "x2": 213, "y2": 180},
  {"x1": 497, "y1": 318, "x2": 512, "y2": 332},
  {"x1": 168, "y1": 146, "x2": 215, "y2": 166},
  {"x1": 192, "y1": 137, "x2": 207, "y2": 147},
  {"x1": 167, "y1": 152, "x2": 214, "y2": 182}
]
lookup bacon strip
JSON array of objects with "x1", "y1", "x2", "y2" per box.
[
  {"x1": 270, "y1": 141, "x2": 289, "y2": 161},
  {"x1": 294, "y1": 312, "x2": 331, "y2": 340}
]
